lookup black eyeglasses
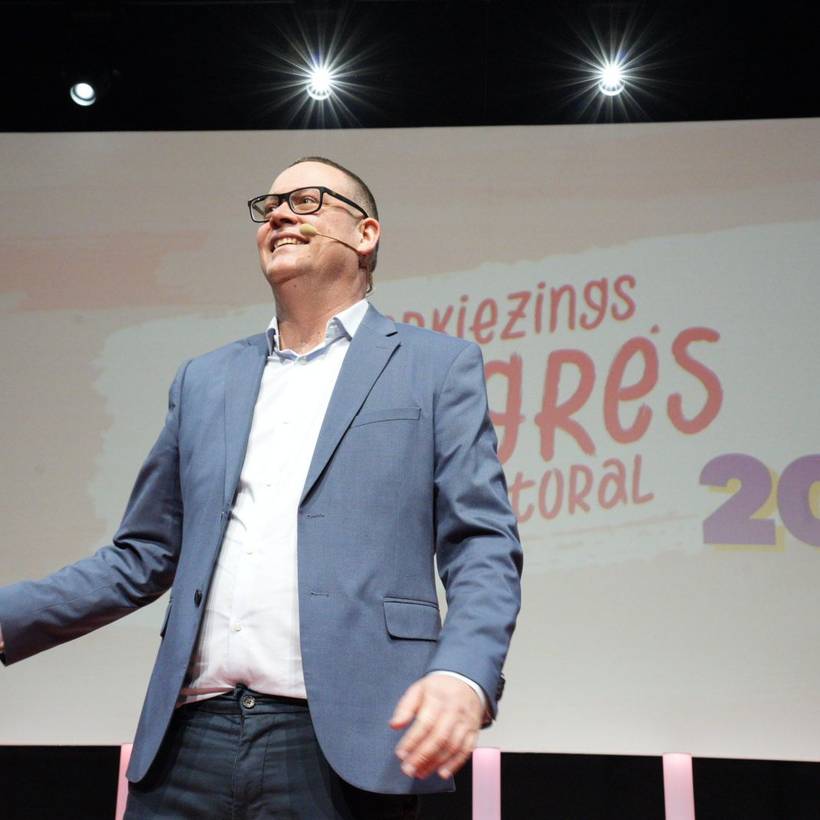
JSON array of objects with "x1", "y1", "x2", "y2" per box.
[{"x1": 247, "y1": 186, "x2": 369, "y2": 223}]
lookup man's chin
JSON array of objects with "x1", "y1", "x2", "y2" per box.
[{"x1": 262, "y1": 265, "x2": 305, "y2": 291}]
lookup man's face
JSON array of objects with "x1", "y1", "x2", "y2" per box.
[{"x1": 256, "y1": 161, "x2": 369, "y2": 292}]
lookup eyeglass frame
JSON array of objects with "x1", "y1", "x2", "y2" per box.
[{"x1": 247, "y1": 186, "x2": 369, "y2": 223}]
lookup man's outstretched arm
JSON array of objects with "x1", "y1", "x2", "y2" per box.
[{"x1": 0, "y1": 361, "x2": 188, "y2": 665}]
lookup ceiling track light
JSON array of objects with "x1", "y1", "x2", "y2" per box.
[
  {"x1": 306, "y1": 63, "x2": 335, "y2": 101},
  {"x1": 65, "y1": 66, "x2": 119, "y2": 108},
  {"x1": 597, "y1": 59, "x2": 626, "y2": 97},
  {"x1": 69, "y1": 82, "x2": 97, "y2": 107}
]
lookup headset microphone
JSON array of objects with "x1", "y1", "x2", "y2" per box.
[{"x1": 298, "y1": 223, "x2": 360, "y2": 254}]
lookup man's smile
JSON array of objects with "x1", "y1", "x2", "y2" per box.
[{"x1": 271, "y1": 234, "x2": 308, "y2": 252}]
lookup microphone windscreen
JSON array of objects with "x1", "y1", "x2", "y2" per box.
[{"x1": 299, "y1": 224, "x2": 318, "y2": 237}]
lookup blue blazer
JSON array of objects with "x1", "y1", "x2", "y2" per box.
[{"x1": 0, "y1": 304, "x2": 522, "y2": 795}]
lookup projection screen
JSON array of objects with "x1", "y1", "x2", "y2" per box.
[{"x1": 1, "y1": 119, "x2": 818, "y2": 761}]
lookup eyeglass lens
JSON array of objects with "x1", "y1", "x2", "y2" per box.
[{"x1": 252, "y1": 188, "x2": 322, "y2": 221}]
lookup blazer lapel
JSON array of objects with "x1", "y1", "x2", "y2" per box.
[
  {"x1": 300, "y1": 306, "x2": 399, "y2": 504},
  {"x1": 223, "y1": 334, "x2": 269, "y2": 507}
]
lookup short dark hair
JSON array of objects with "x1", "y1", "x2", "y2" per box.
[{"x1": 288, "y1": 156, "x2": 379, "y2": 292}]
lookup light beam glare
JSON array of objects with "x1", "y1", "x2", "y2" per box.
[
  {"x1": 306, "y1": 62, "x2": 335, "y2": 100},
  {"x1": 545, "y1": 5, "x2": 680, "y2": 122},
  {"x1": 597, "y1": 59, "x2": 626, "y2": 96},
  {"x1": 241, "y1": 4, "x2": 390, "y2": 128}
]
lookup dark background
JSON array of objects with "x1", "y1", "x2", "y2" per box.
[
  {"x1": 1, "y1": 747, "x2": 819, "y2": 818},
  {"x1": 1, "y1": 0, "x2": 819, "y2": 131},
  {"x1": 1, "y1": 1, "x2": 818, "y2": 817}
]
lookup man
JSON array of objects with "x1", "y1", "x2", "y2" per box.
[{"x1": 0, "y1": 157, "x2": 522, "y2": 818}]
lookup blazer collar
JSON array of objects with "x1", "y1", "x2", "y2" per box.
[
  {"x1": 300, "y1": 304, "x2": 399, "y2": 504},
  {"x1": 222, "y1": 305, "x2": 399, "y2": 508},
  {"x1": 223, "y1": 333, "x2": 268, "y2": 507}
]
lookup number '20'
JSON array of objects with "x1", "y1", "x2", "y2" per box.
[{"x1": 700, "y1": 454, "x2": 820, "y2": 547}]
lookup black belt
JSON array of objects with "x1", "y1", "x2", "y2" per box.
[{"x1": 186, "y1": 685, "x2": 309, "y2": 713}]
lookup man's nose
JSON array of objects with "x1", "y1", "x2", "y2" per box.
[{"x1": 267, "y1": 199, "x2": 296, "y2": 226}]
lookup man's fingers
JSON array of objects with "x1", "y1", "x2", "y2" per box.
[
  {"x1": 392, "y1": 675, "x2": 484, "y2": 779},
  {"x1": 413, "y1": 720, "x2": 476, "y2": 780},
  {"x1": 389, "y1": 681, "x2": 424, "y2": 730},
  {"x1": 394, "y1": 709, "x2": 438, "y2": 761},
  {"x1": 436, "y1": 727, "x2": 478, "y2": 779},
  {"x1": 399, "y1": 714, "x2": 457, "y2": 778}
]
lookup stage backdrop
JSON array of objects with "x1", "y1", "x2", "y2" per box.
[{"x1": 1, "y1": 120, "x2": 818, "y2": 761}]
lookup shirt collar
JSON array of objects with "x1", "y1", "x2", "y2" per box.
[{"x1": 265, "y1": 298, "x2": 370, "y2": 356}]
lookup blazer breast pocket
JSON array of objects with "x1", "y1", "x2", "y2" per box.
[
  {"x1": 350, "y1": 406, "x2": 421, "y2": 428},
  {"x1": 383, "y1": 597, "x2": 440, "y2": 641}
]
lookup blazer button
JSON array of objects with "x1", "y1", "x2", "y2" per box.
[{"x1": 194, "y1": 589, "x2": 203, "y2": 606}]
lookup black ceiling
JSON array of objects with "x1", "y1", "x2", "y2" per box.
[{"x1": 2, "y1": 0, "x2": 818, "y2": 132}]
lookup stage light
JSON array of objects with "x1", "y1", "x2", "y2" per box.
[
  {"x1": 306, "y1": 63, "x2": 335, "y2": 100},
  {"x1": 553, "y1": 9, "x2": 671, "y2": 122},
  {"x1": 597, "y1": 59, "x2": 626, "y2": 96},
  {"x1": 70, "y1": 81, "x2": 97, "y2": 106},
  {"x1": 255, "y1": 20, "x2": 380, "y2": 127}
]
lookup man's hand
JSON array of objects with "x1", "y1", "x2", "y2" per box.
[{"x1": 390, "y1": 673, "x2": 484, "y2": 780}]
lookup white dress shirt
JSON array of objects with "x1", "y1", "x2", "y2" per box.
[{"x1": 180, "y1": 300, "x2": 368, "y2": 703}]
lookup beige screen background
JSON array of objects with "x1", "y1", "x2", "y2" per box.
[{"x1": 1, "y1": 120, "x2": 819, "y2": 760}]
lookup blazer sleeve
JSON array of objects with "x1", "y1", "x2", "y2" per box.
[
  {"x1": 0, "y1": 360, "x2": 189, "y2": 666},
  {"x1": 425, "y1": 342, "x2": 523, "y2": 720}
]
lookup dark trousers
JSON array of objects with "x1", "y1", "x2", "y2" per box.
[{"x1": 125, "y1": 686, "x2": 420, "y2": 820}]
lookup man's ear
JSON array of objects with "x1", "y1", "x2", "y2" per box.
[{"x1": 357, "y1": 217, "x2": 380, "y2": 255}]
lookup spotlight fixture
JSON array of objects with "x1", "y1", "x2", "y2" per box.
[
  {"x1": 597, "y1": 59, "x2": 626, "y2": 96},
  {"x1": 69, "y1": 81, "x2": 97, "y2": 106},
  {"x1": 65, "y1": 66, "x2": 120, "y2": 109},
  {"x1": 306, "y1": 64, "x2": 335, "y2": 101},
  {"x1": 559, "y1": 16, "x2": 661, "y2": 121},
  {"x1": 258, "y1": 28, "x2": 370, "y2": 127}
]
